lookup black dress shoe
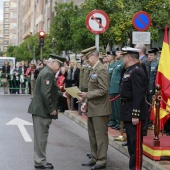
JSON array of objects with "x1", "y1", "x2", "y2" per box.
[
  {"x1": 122, "y1": 142, "x2": 128, "y2": 146},
  {"x1": 82, "y1": 161, "x2": 96, "y2": 167},
  {"x1": 91, "y1": 164, "x2": 106, "y2": 170},
  {"x1": 34, "y1": 163, "x2": 54, "y2": 169},
  {"x1": 87, "y1": 153, "x2": 93, "y2": 159}
]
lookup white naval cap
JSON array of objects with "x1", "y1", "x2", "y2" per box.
[{"x1": 122, "y1": 47, "x2": 140, "y2": 55}]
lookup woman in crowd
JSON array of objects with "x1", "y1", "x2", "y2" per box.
[
  {"x1": 28, "y1": 64, "x2": 36, "y2": 97},
  {"x1": 1, "y1": 60, "x2": 10, "y2": 94},
  {"x1": 57, "y1": 66, "x2": 68, "y2": 112},
  {"x1": 20, "y1": 61, "x2": 28, "y2": 94},
  {"x1": 13, "y1": 62, "x2": 22, "y2": 94},
  {"x1": 9, "y1": 63, "x2": 15, "y2": 94},
  {"x1": 34, "y1": 61, "x2": 44, "y2": 80},
  {"x1": 65, "y1": 59, "x2": 80, "y2": 110}
]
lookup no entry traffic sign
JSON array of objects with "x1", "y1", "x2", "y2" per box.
[
  {"x1": 86, "y1": 10, "x2": 110, "y2": 34},
  {"x1": 132, "y1": 11, "x2": 151, "y2": 31}
]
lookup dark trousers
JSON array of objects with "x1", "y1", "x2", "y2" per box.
[
  {"x1": 124, "y1": 121, "x2": 144, "y2": 170},
  {"x1": 9, "y1": 80, "x2": 15, "y2": 94},
  {"x1": 15, "y1": 80, "x2": 20, "y2": 94},
  {"x1": 58, "y1": 95, "x2": 68, "y2": 112}
]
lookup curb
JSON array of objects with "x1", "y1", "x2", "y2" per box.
[{"x1": 64, "y1": 110, "x2": 168, "y2": 170}]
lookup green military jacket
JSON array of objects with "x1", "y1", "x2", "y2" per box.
[
  {"x1": 28, "y1": 66, "x2": 58, "y2": 119},
  {"x1": 149, "y1": 59, "x2": 158, "y2": 94},
  {"x1": 110, "y1": 58, "x2": 124, "y2": 94},
  {"x1": 108, "y1": 60, "x2": 116, "y2": 95}
]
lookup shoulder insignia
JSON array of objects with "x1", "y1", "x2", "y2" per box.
[{"x1": 46, "y1": 79, "x2": 50, "y2": 85}]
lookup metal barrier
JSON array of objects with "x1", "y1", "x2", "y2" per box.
[{"x1": 0, "y1": 74, "x2": 30, "y2": 95}]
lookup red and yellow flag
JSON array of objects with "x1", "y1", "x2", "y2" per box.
[{"x1": 155, "y1": 26, "x2": 170, "y2": 130}]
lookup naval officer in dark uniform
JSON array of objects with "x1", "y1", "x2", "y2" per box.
[
  {"x1": 120, "y1": 47, "x2": 148, "y2": 170},
  {"x1": 28, "y1": 57, "x2": 63, "y2": 169}
]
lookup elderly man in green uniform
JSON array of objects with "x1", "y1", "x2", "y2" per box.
[
  {"x1": 106, "y1": 51, "x2": 116, "y2": 128},
  {"x1": 148, "y1": 48, "x2": 159, "y2": 127},
  {"x1": 78, "y1": 47, "x2": 111, "y2": 170},
  {"x1": 28, "y1": 57, "x2": 63, "y2": 169},
  {"x1": 110, "y1": 47, "x2": 124, "y2": 130}
]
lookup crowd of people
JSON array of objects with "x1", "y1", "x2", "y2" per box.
[
  {"x1": 1, "y1": 59, "x2": 45, "y2": 95},
  {"x1": 1, "y1": 43, "x2": 169, "y2": 170}
]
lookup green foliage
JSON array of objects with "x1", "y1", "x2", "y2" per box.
[
  {"x1": 50, "y1": 0, "x2": 170, "y2": 50},
  {"x1": 6, "y1": 34, "x2": 53, "y2": 61},
  {"x1": 6, "y1": 45, "x2": 16, "y2": 57}
]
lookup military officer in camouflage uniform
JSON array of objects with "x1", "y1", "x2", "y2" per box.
[
  {"x1": 28, "y1": 57, "x2": 62, "y2": 169},
  {"x1": 78, "y1": 47, "x2": 111, "y2": 170},
  {"x1": 110, "y1": 48, "x2": 124, "y2": 130},
  {"x1": 148, "y1": 48, "x2": 159, "y2": 126},
  {"x1": 106, "y1": 51, "x2": 116, "y2": 127}
]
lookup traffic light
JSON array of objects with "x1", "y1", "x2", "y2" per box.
[{"x1": 39, "y1": 31, "x2": 45, "y2": 47}]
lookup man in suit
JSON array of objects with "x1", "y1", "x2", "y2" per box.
[
  {"x1": 120, "y1": 47, "x2": 148, "y2": 170},
  {"x1": 135, "y1": 44, "x2": 150, "y2": 135},
  {"x1": 78, "y1": 48, "x2": 111, "y2": 170},
  {"x1": 28, "y1": 57, "x2": 63, "y2": 169}
]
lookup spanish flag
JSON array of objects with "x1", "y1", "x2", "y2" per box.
[{"x1": 155, "y1": 26, "x2": 170, "y2": 130}]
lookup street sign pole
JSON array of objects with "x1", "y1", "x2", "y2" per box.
[
  {"x1": 86, "y1": 10, "x2": 110, "y2": 50},
  {"x1": 95, "y1": 34, "x2": 99, "y2": 51}
]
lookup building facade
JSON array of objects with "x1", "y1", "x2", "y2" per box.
[
  {"x1": 16, "y1": 0, "x2": 84, "y2": 45},
  {"x1": 9, "y1": 0, "x2": 17, "y2": 46},
  {"x1": 0, "y1": 21, "x2": 3, "y2": 53},
  {"x1": 3, "y1": 0, "x2": 10, "y2": 52}
]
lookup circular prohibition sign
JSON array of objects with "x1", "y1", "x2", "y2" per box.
[
  {"x1": 132, "y1": 11, "x2": 151, "y2": 31},
  {"x1": 86, "y1": 10, "x2": 110, "y2": 34}
]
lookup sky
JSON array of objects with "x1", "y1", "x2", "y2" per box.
[{"x1": 0, "y1": 0, "x2": 3, "y2": 21}]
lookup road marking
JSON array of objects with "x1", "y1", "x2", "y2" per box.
[{"x1": 6, "y1": 117, "x2": 33, "y2": 142}]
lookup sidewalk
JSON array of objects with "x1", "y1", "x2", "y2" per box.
[{"x1": 64, "y1": 110, "x2": 170, "y2": 170}]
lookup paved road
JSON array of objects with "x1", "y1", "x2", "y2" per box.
[{"x1": 0, "y1": 95, "x2": 147, "y2": 170}]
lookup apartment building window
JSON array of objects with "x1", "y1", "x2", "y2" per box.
[
  {"x1": 4, "y1": 7, "x2": 9, "y2": 12},
  {"x1": 12, "y1": 23, "x2": 17, "y2": 29},
  {"x1": 4, "y1": 2, "x2": 10, "y2": 6},
  {"x1": 10, "y1": 12, "x2": 17, "y2": 18},
  {"x1": 4, "y1": 24, "x2": 9, "y2": 28},
  {"x1": 4, "y1": 36, "x2": 9, "y2": 40},
  {"x1": 4, "y1": 30, "x2": 9, "y2": 34},
  {"x1": 4, "y1": 13, "x2": 10, "y2": 17},
  {"x1": 4, "y1": 19, "x2": 9, "y2": 23},
  {"x1": 4, "y1": 41, "x2": 9, "y2": 45}
]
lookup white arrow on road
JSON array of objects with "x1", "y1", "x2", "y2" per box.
[{"x1": 6, "y1": 117, "x2": 33, "y2": 142}]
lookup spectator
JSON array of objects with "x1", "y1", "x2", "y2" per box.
[
  {"x1": 28, "y1": 64, "x2": 36, "y2": 97},
  {"x1": 9, "y1": 63, "x2": 15, "y2": 94},
  {"x1": 65, "y1": 59, "x2": 80, "y2": 110},
  {"x1": 1, "y1": 60, "x2": 10, "y2": 94},
  {"x1": 13, "y1": 62, "x2": 22, "y2": 94},
  {"x1": 34, "y1": 61, "x2": 44, "y2": 80},
  {"x1": 57, "y1": 66, "x2": 68, "y2": 112},
  {"x1": 20, "y1": 61, "x2": 28, "y2": 94}
]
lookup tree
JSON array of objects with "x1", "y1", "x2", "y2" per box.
[
  {"x1": 51, "y1": 0, "x2": 170, "y2": 51},
  {"x1": 6, "y1": 34, "x2": 53, "y2": 61}
]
